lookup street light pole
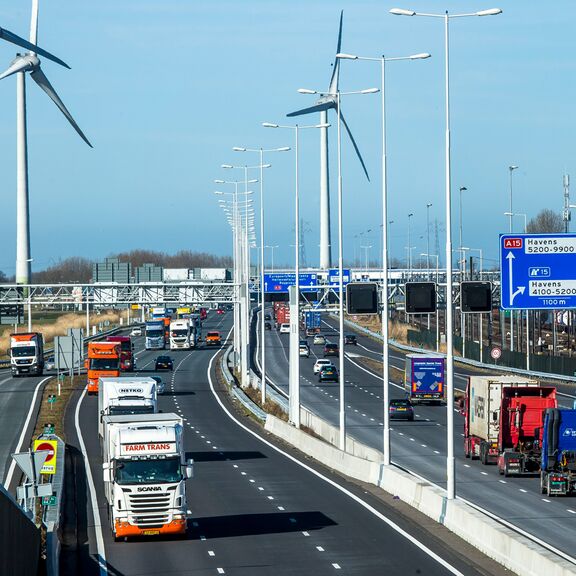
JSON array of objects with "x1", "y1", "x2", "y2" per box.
[
  {"x1": 508, "y1": 165, "x2": 518, "y2": 354},
  {"x1": 263, "y1": 121, "x2": 326, "y2": 428},
  {"x1": 407, "y1": 213, "x2": 414, "y2": 278},
  {"x1": 426, "y1": 202, "x2": 432, "y2": 274},
  {"x1": 391, "y1": 5, "x2": 502, "y2": 501},
  {"x1": 233, "y1": 146, "x2": 289, "y2": 405}
]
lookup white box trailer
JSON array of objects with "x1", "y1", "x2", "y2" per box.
[
  {"x1": 102, "y1": 413, "x2": 193, "y2": 540},
  {"x1": 98, "y1": 377, "x2": 158, "y2": 438}
]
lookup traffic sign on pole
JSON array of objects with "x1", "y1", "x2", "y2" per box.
[
  {"x1": 500, "y1": 233, "x2": 576, "y2": 310},
  {"x1": 263, "y1": 273, "x2": 317, "y2": 293}
]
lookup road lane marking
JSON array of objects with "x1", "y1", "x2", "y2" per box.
[{"x1": 207, "y1": 347, "x2": 468, "y2": 576}]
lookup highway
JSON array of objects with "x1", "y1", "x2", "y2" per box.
[
  {"x1": 259, "y1": 309, "x2": 576, "y2": 561},
  {"x1": 0, "y1": 367, "x2": 52, "y2": 493},
  {"x1": 61, "y1": 311, "x2": 501, "y2": 576}
]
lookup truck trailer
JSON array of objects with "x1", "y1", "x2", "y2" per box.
[
  {"x1": 98, "y1": 377, "x2": 158, "y2": 438},
  {"x1": 464, "y1": 375, "x2": 556, "y2": 474},
  {"x1": 102, "y1": 413, "x2": 193, "y2": 540},
  {"x1": 10, "y1": 332, "x2": 44, "y2": 376},
  {"x1": 404, "y1": 354, "x2": 445, "y2": 405}
]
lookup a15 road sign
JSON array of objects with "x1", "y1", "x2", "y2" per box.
[{"x1": 500, "y1": 233, "x2": 576, "y2": 310}]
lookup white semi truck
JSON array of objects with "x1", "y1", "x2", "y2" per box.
[
  {"x1": 169, "y1": 319, "x2": 192, "y2": 350},
  {"x1": 10, "y1": 332, "x2": 44, "y2": 376},
  {"x1": 102, "y1": 413, "x2": 193, "y2": 540},
  {"x1": 98, "y1": 377, "x2": 158, "y2": 438}
]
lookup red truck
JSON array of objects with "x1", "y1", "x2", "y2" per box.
[
  {"x1": 106, "y1": 335, "x2": 134, "y2": 372},
  {"x1": 464, "y1": 375, "x2": 557, "y2": 476},
  {"x1": 275, "y1": 305, "x2": 290, "y2": 327}
]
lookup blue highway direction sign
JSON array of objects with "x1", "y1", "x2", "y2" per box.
[
  {"x1": 500, "y1": 233, "x2": 576, "y2": 310},
  {"x1": 328, "y1": 268, "x2": 351, "y2": 286},
  {"x1": 263, "y1": 273, "x2": 317, "y2": 293}
]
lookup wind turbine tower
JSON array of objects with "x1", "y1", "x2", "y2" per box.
[
  {"x1": 0, "y1": 0, "x2": 92, "y2": 285},
  {"x1": 288, "y1": 11, "x2": 369, "y2": 271}
]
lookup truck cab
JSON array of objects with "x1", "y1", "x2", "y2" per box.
[
  {"x1": 10, "y1": 332, "x2": 44, "y2": 377},
  {"x1": 145, "y1": 321, "x2": 165, "y2": 350},
  {"x1": 87, "y1": 342, "x2": 120, "y2": 394},
  {"x1": 102, "y1": 413, "x2": 193, "y2": 540},
  {"x1": 107, "y1": 336, "x2": 134, "y2": 371}
]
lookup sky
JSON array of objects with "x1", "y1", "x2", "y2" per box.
[{"x1": 0, "y1": 1, "x2": 574, "y2": 276}]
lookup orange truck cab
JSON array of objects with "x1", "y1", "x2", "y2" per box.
[
  {"x1": 205, "y1": 331, "x2": 221, "y2": 346},
  {"x1": 86, "y1": 341, "x2": 120, "y2": 394}
]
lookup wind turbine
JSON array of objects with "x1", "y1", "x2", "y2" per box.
[
  {"x1": 0, "y1": 0, "x2": 92, "y2": 285},
  {"x1": 287, "y1": 10, "x2": 369, "y2": 270}
]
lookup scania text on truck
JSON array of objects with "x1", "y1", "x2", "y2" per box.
[
  {"x1": 464, "y1": 375, "x2": 556, "y2": 474},
  {"x1": 169, "y1": 319, "x2": 192, "y2": 350},
  {"x1": 86, "y1": 341, "x2": 121, "y2": 394},
  {"x1": 98, "y1": 377, "x2": 158, "y2": 438},
  {"x1": 10, "y1": 332, "x2": 44, "y2": 376},
  {"x1": 404, "y1": 354, "x2": 445, "y2": 405},
  {"x1": 107, "y1": 335, "x2": 134, "y2": 372},
  {"x1": 102, "y1": 413, "x2": 193, "y2": 540},
  {"x1": 541, "y1": 409, "x2": 576, "y2": 496},
  {"x1": 145, "y1": 320, "x2": 165, "y2": 350}
]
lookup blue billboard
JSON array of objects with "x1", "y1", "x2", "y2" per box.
[{"x1": 263, "y1": 272, "x2": 318, "y2": 293}]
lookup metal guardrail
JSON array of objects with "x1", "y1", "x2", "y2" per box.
[
  {"x1": 0, "y1": 322, "x2": 142, "y2": 371},
  {"x1": 220, "y1": 345, "x2": 268, "y2": 422}
]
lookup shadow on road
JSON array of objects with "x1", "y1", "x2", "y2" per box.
[
  {"x1": 190, "y1": 511, "x2": 336, "y2": 539},
  {"x1": 185, "y1": 450, "x2": 266, "y2": 462}
]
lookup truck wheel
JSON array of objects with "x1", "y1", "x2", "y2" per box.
[{"x1": 540, "y1": 474, "x2": 547, "y2": 494}]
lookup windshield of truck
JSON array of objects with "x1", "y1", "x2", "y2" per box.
[
  {"x1": 11, "y1": 346, "x2": 36, "y2": 357},
  {"x1": 109, "y1": 406, "x2": 154, "y2": 416},
  {"x1": 114, "y1": 457, "x2": 181, "y2": 485},
  {"x1": 146, "y1": 330, "x2": 163, "y2": 338},
  {"x1": 89, "y1": 358, "x2": 120, "y2": 370},
  {"x1": 120, "y1": 341, "x2": 131, "y2": 352},
  {"x1": 171, "y1": 329, "x2": 188, "y2": 337}
]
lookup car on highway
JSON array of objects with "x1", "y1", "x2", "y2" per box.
[
  {"x1": 318, "y1": 365, "x2": 339, "y2": 383},
  {"x1": 299, "y1": 343, "x2": 310, "y2": 358},
  {"x1": 150, "y1": 375, "x2": 165, "y2": 394},
  {"x1": 323, "y1": 343, "x2": 339, "y2": 357},
  {"x1": 155, "y1": 355, "x2": 174, "y2": 371},
  {"x1": 344, "y1": 334, "x2": 357, "y2": 346},
  {"x1": 45, "y1": 355, "x2": 55, "y2": 371},
  {"x1": 313, "y1": 359, "x2": 334, "y2": 374},
  {"x1": 264, "y1": 321, "x2": 272, "y2": 330},
  {"x1": 265, "y1": 313, "x2": 271, "y2": 321},
  {"x1": 130, "y1": 327, "x2": 142, "y2": 337},
  {"x1": 216, "y1": 308, "x2": 225, "y2": 315},
  {"x1": 279, "y1": 323, "x2": 290, "y2": 334},
  {"x1": 313, "y1": 334, "x2": 326, "y2": 345},
  {"x1": 389, "y1": 398, "x2": 415, "y2": 421},
  {"x1": 205, "y1": 331, "x2": 222, "y2": 346}
]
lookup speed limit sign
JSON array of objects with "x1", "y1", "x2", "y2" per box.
[{"x1": 491, "y1": 347, "x2": 502, "y2": 360}]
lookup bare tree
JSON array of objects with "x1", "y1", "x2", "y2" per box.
[
  {"x1": 33, "y1": 257, "x2": 93, "y2": 283},
  {"x1": 526, "y1": 209, "x2": 564, "y2": 233}
]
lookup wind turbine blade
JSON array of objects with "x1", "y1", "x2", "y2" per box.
[
  {"x1": 287, "y1": 101, "x2": 335, "y2": 117},
  {"x1": 327, "y1": 10, "x2": 344, "y2": 95},
  {"x1": 0, "y1": 58, "x2": 31, "y2": 81},
  {"x1": 30, "y1": 0, "x2": 39, "y2": 47},
  {"x1": 0, "y1": 27, "x2": 70, "y2": 69},
  {"x1": 339, "y1": 109, "x2": 370, "y2": 182},
  {"x1": 30, "y1": 68, "x2": 93, "y2": 147}
]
